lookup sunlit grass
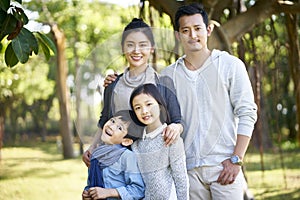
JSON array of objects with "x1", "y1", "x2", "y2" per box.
[
  {"x1": 0, "y1": 141, "x2": 299, "y2": 200},
  {"x1": 0, "y1": 142, "x2": 87, "y2": 200},
  {"x1": 244, "y1": 149, "x2": 300, "y2": 200}
]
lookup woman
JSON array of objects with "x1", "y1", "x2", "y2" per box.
[{"x1": 82, "y1": 18, "x2": 183, "y2": 167}]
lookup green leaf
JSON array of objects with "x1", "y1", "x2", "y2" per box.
[
  {"x1": 12, "y1": 27, "x2": 38, "y2": 63},
  {"x1": 5, "y1": 42, "x2": 19, "y2": 67},
  {"x1": 0, "y1": 0, "x2": 10, "y2": 11},
  {"x1": 20, "y1": 9, "x2": 28, "y2": 24},
  {"x1": 15, "y1": 0, "x2": 22, "y2": 4},
  {"x1": 37, "y1": 32, "x2": 57, "y2": 55},
  {"x1": 37, "y1": 36, "x2": 50, "y2": 60},
  {"x1": 0, "y1": 14, "x2": 18, "y2": 41},
  {"x1": 0, "y1": 10, "x2": 7, "y2": 25}
]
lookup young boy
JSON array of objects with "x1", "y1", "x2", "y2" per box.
[{"x1": 82, "y1": 110, "x2": 145, "y2": 200}]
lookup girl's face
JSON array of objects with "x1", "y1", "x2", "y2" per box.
[
  {"x1": 132, "y1": 93, "x2": 162, "y2": 130},
  {"x1": 101, "y1": 116, "x2": 129, "y2": 145},
  {"x1": 123, "y1": 31, "x2": 154, "y2": 70}
]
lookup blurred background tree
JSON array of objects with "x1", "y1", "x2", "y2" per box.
[{"x1": 0, "y1": 0, "x2": 299, "y2": 163}]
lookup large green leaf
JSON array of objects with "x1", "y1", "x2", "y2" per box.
[
  {"x1": 0, "y1": 14, "x2": 18, "y2": 41},
  {"x1": 0, "y1": 10, "x2": 7, "y2": 25},
  {"x1": 0, "y1": 0, "x2": 10, "y2": 11},
  {"x1": 37, "y1": 32, "x2": 57, "y2": 55},
  {"x1": 5, "y1": 42, "x2": 19, "y2": 67},
  {"x1": 12, "y1": 27, "x2": 38, "y2": 63}
]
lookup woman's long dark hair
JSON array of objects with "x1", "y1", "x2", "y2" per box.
[
  {"x1": 130, "y1": 83, "x2": 171, "y2": 125},
  {"x1": 121, "y1": 18, "x2": 155, "y2": 47}
]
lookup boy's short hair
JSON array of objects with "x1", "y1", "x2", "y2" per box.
[{"x1": 113, "y1": 110, "x2": 144, "y2": 141}]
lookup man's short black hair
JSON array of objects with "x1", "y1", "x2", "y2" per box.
[{"x1": 175, "y1": 3, "x2": 209, "y2": 31}]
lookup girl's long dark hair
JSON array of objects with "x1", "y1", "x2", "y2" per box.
[{"x1": 130, "y1": 83, "x2": 171, "y2": 124}]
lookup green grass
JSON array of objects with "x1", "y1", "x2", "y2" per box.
[
  {"x1": 0, "y1": 141, "x2": 299, "y2": 200},
  {"x1": 244, "y1": 149, "x2": 300, "y2": 200},
  {"x1": 0, "y1": 142, "x2": 87, "y2": 200}
]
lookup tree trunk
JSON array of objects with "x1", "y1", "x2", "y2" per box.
[
  {"x1": 285, "y1": 13, "x2": 300, "y2": 146},
  {"x1": 0, "y1": 107, "x2": 4, "y2": 161},
  {"x1": 52, "y1": 24, "x2": 74, "y2": 159}
]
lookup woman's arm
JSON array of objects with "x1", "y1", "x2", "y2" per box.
[
  {"x1": 158, "y1": 75, "x2": 184, "y2": 145},
  {"x1": 82, "y1": 77, "x2": 119, "y2": 167}
]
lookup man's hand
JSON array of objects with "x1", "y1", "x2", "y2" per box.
[
  {"x1": 162, "y1": 123, "x2": 183, "y2": 146},
  {"x1": 217, "y1": 159, "x2": 241, "y2": 185},
  {"x1": 103, "y1": 73, "x2": 118, "y2": 87},
  {"x1": 82, "y1": 150, "x2": 92, "y2": 167}
]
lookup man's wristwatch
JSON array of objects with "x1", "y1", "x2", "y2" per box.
[{"x1": 230, "y1": 155, "x2": 243, "y2": 166}]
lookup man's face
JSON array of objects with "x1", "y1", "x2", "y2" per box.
[{"x1": 177, "y1": 14, "x2": 211, "y2": 53}]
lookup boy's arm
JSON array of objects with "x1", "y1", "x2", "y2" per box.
[{"x1": 117, "y1": 151, "x2": 145, "y2": 200}]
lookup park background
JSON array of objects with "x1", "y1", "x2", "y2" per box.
[{"x1": 0, "y1": 0, "x2": 300, "y2": 199}]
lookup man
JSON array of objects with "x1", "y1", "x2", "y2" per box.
[{"x1": 160, "y1": 3, "x2": 257, "y2": 200}]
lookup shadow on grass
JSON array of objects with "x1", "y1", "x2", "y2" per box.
[
  {"x1": 1, "y1": 141, "x2": 82, "y2": 181},
  {"x1": 254, "y1": 188, "x2": 300, "y2": 200},
  {"x1": 1, "y1": 164, "x2": 68, "y2": 180},
  {"x1": 245, "y1": 148, "x2": 300, "y2": 171}
]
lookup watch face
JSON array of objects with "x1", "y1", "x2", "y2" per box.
[
  {"x1": 231, "y1": 155, "x2": 242, "y2": 165},
  {"x1": 231, "y1": 155, "x2": 239, "y2": 163}
]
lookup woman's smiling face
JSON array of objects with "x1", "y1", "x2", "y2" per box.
[{"x1": 123, "y1": 31, "x2": 154, "y2": 70}]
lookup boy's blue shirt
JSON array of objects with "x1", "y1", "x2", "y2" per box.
[{"x1": 102, "y1": 149, "x2": 145, "y2": 200}]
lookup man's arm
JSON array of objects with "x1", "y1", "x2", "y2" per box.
[
  {"x1": 233, "y1": 134, "x2": 251, "y2": 160},
  {"x1": 217, "y1": 135, "x2": 250, "y2": 185}
]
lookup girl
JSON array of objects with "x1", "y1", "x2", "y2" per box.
[
  {"x1": 83, "y1": 18, "x2": 183, "y2": 166},
  {"x1": 130, "y1": 83, "x2": 189, "y2": 200}
]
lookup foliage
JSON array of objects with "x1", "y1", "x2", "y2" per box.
[
  {"x1": 231, "y1": 13, "x2": 298, "y2": 144},
  {"x1": 1, "y1": 0, "x2": 299, "y2": 152},
  {"x1": 0, "y1": 0, "x2": 56, "y2": 67},
  {"x1": 0, "y1": 57, "x2": 55, "y2": 142}
]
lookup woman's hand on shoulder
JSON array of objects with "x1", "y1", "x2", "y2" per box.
[
  {"x1": 103, "y1": 72, "x2": 118, "y2": 87},
  {"x1": 162, "y1": 123, "x2": 183, "y2": 146},
  {"x1": 82, "y1": 149, "x2": 92, "y2": 167}
]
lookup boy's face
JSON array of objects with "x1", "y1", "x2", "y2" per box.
[{"x1": 101, "y1": 116, "x2": 129, "y2": 145}]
